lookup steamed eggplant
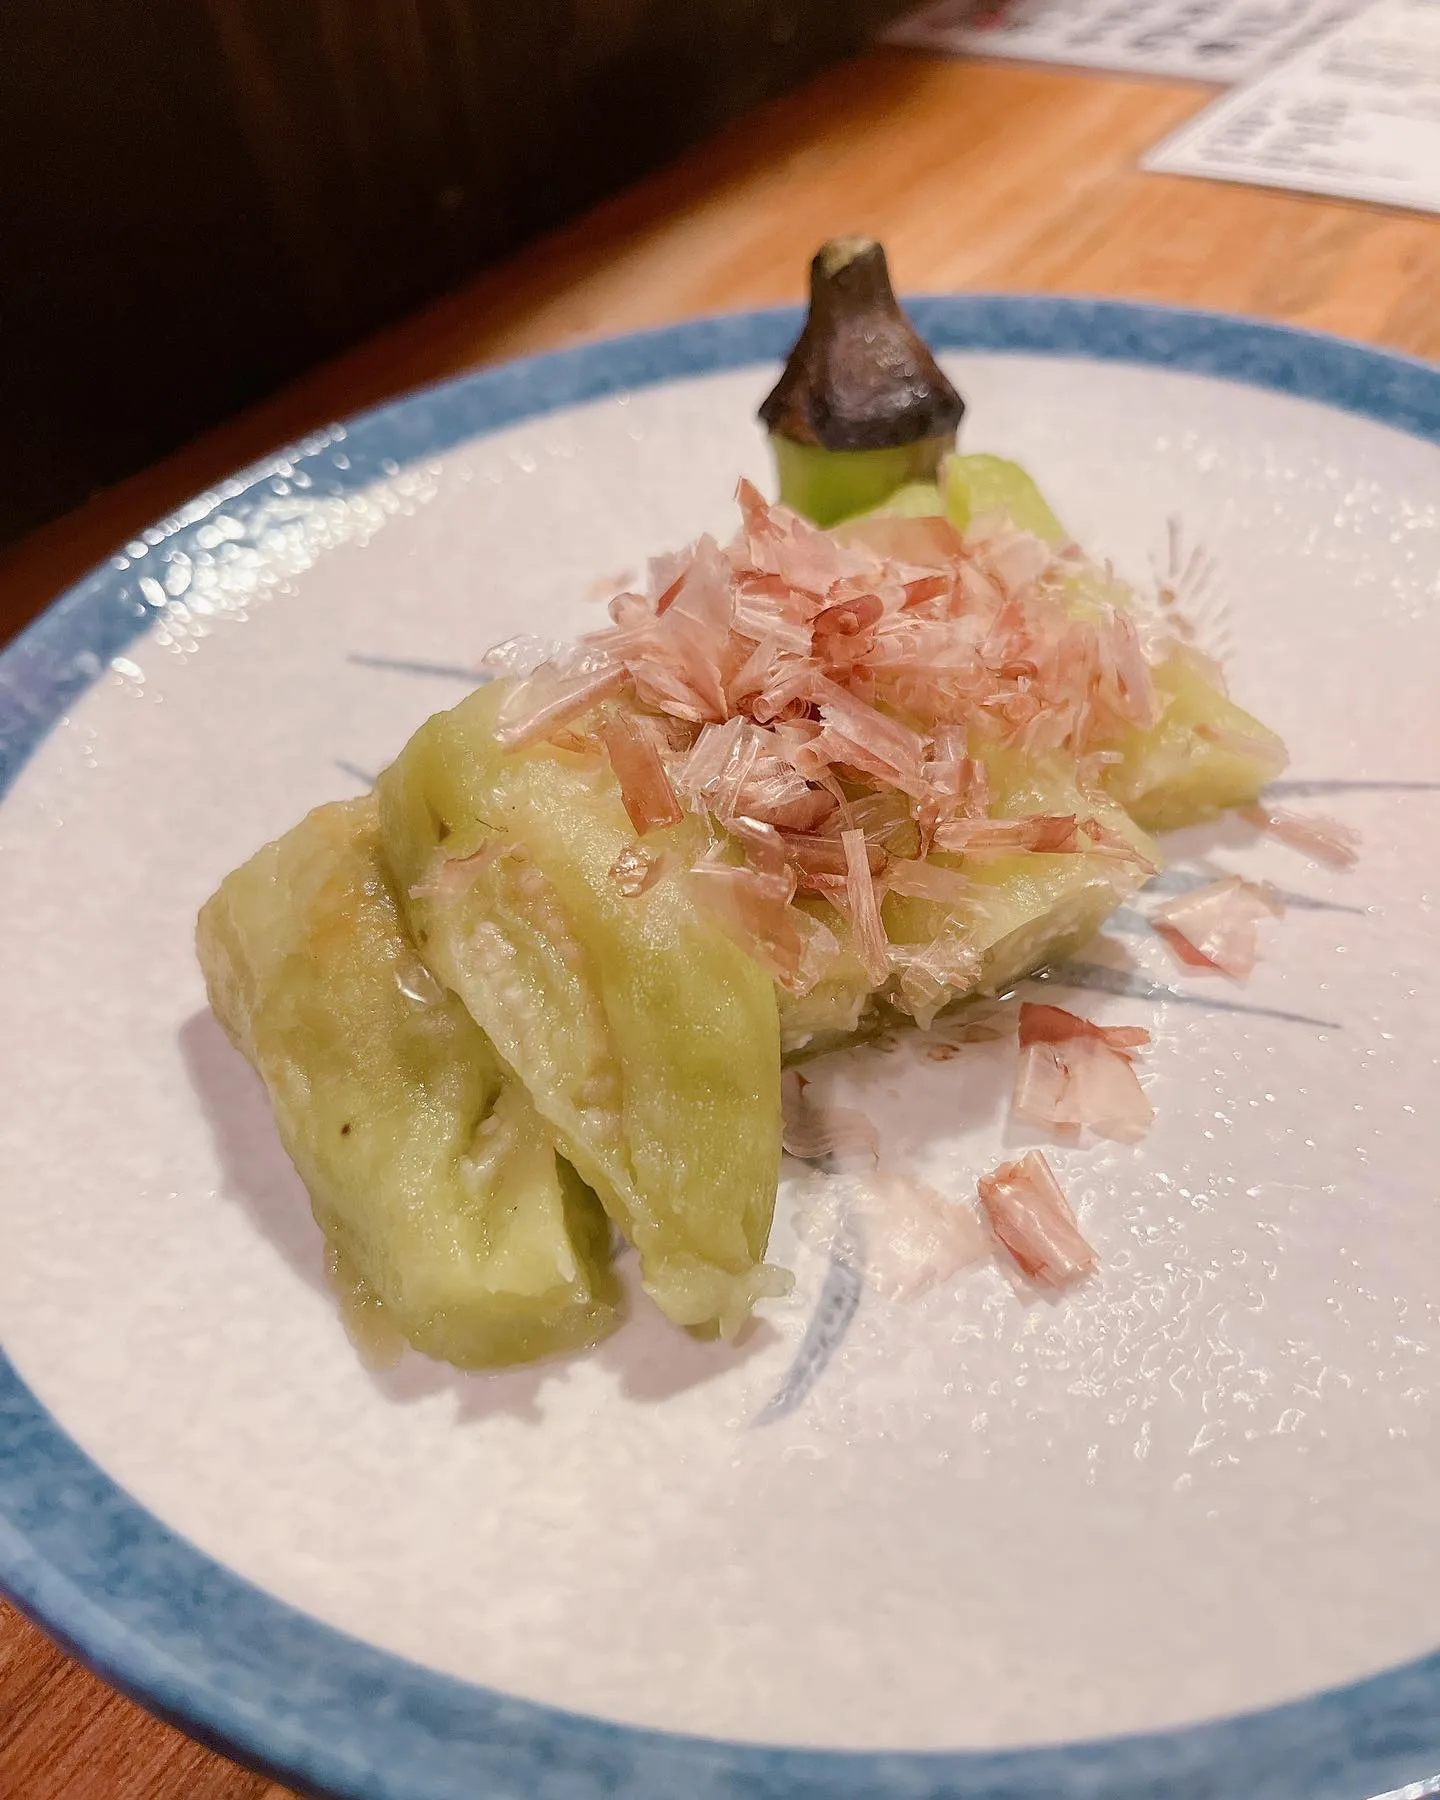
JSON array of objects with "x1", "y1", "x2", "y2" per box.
[
  {"x1": 195, "y1": 234, "x2": 1297, "y2": 1372},
  {"x1": 377, "y1": 682, "x2": 788, "y2": 1337},
  {"x1": 943, "y1": 454, "x2": 1288, "y2": 827},
  {"x1": 196, "y1": 796, "x2": 623, "y2": 1367}
]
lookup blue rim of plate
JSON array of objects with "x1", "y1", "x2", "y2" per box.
[{"x1": 3, "y1": 297, "x2": 1440, "y2": 1800}]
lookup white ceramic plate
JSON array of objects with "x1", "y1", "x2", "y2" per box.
[{"x1": 2, "y1": 299, "x2": 1440, "y2": 1800}]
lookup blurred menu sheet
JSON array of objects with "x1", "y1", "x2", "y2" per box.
[
  {"x1": 1145, "y1": 0, "x2": 1440, "y2": 212},
  {"x1": 884, "y1": 0, "x2": 1360, "y2": 85}
]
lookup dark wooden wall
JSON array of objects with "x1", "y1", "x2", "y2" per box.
[{"x1": 0, "y1": 0, "x2": 911, "y2": 546}]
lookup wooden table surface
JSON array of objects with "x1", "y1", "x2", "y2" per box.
[{"x1": 2, "y1": 41, "x2": 1437, "y2": 1800}]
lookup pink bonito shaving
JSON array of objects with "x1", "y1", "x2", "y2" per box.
[
  {"x1": 977, "y1": 1150, "x2": 1097, "y2": 1289},
  {"x1": 488, "y1": 482, "x2": 1176, "y2": 1004},
  {"x1": 1151, "y1": 875, "x2": 1282, "y2": 979}
]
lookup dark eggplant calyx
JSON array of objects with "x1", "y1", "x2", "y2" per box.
[{"x1": 759, "y1": 237, "x2": 965, "y2": 453}]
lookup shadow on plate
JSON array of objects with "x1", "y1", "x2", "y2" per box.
[
  {"x1": 177, "y1": 1009, "x2": 327, "y2": 1300},
  {"x1": 178, "y1": 1008, "x2": 779, "y2": 1426}
]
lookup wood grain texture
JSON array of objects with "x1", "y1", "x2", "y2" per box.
[
  {"x1": 1, "y1": 0, "x2": 909, "y2": 539},
  {"x1": 5, "y1": 50, "x2": 1439, "y2": 647},
  {"x1": 2, "y1": 45, "x2": 1437, "y2": 1800},
  {"x1": 0, "y1": 1601, "x2": 293, "y2": 1799},
  {"x1": 202, "y1": 0, "x2": 906, "y2": 333}
]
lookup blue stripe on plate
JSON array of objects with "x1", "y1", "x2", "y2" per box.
[{"x1": 2, "y1": 298, "x2": 1439, "y2": 1800}]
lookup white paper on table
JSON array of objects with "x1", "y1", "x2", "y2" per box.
[
  {"x1": 883, "y1": 0, "x2": 1361, "y2": 85},
  {"x1": 1144, "y1": 0, "x2": 1440, "y2": 213}
]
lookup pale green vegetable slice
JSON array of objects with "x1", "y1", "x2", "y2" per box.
[
  {"x1": 1101, "y1": 652, "x2": 1288, "y2": 831},
  {"x1": 862, "y1": 479, "x2": 948, "y2": 519},
  {"x1": 958, "y1": 760, "x2": 1158, "y2": 995},
  {"x1": 196, "y1": 794, "x2": 621, "y2": 1368},
  {"x1": 776, "y1": 928, "x2": 876, "y2": 1061},
  {"x1": 943, "y1": 452, "x2": 1068, "y2": 545},
  {"x1": 779, "y1": 757, "x2": 1158, "y2": 1052},
  {"x1": 774, "y1": 448, "x2": 1268, "y2": 1018},
  {"x1": 884, "y1": 751, "x2": 1161, "y2": 1004},
  {"x1": 377, "y1": 682, "x2": 787, "y2": 1335},
  {"x1": 939, "y1": 454, "x2": 1285, "y2": 829}
]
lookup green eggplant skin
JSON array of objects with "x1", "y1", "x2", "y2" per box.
[
  {"x1": 844, "y1": 455, "x2": 1288, "y2": 831},
  {"x1": 772, "y1": 435, "x2": 953, "y2": 527},
  {"x1": 377, "y1": 682, "x2": 788, "y2": 1337},
  {"x1": 196, "y1": 794, "x2": 623, "y2": 1369}
]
